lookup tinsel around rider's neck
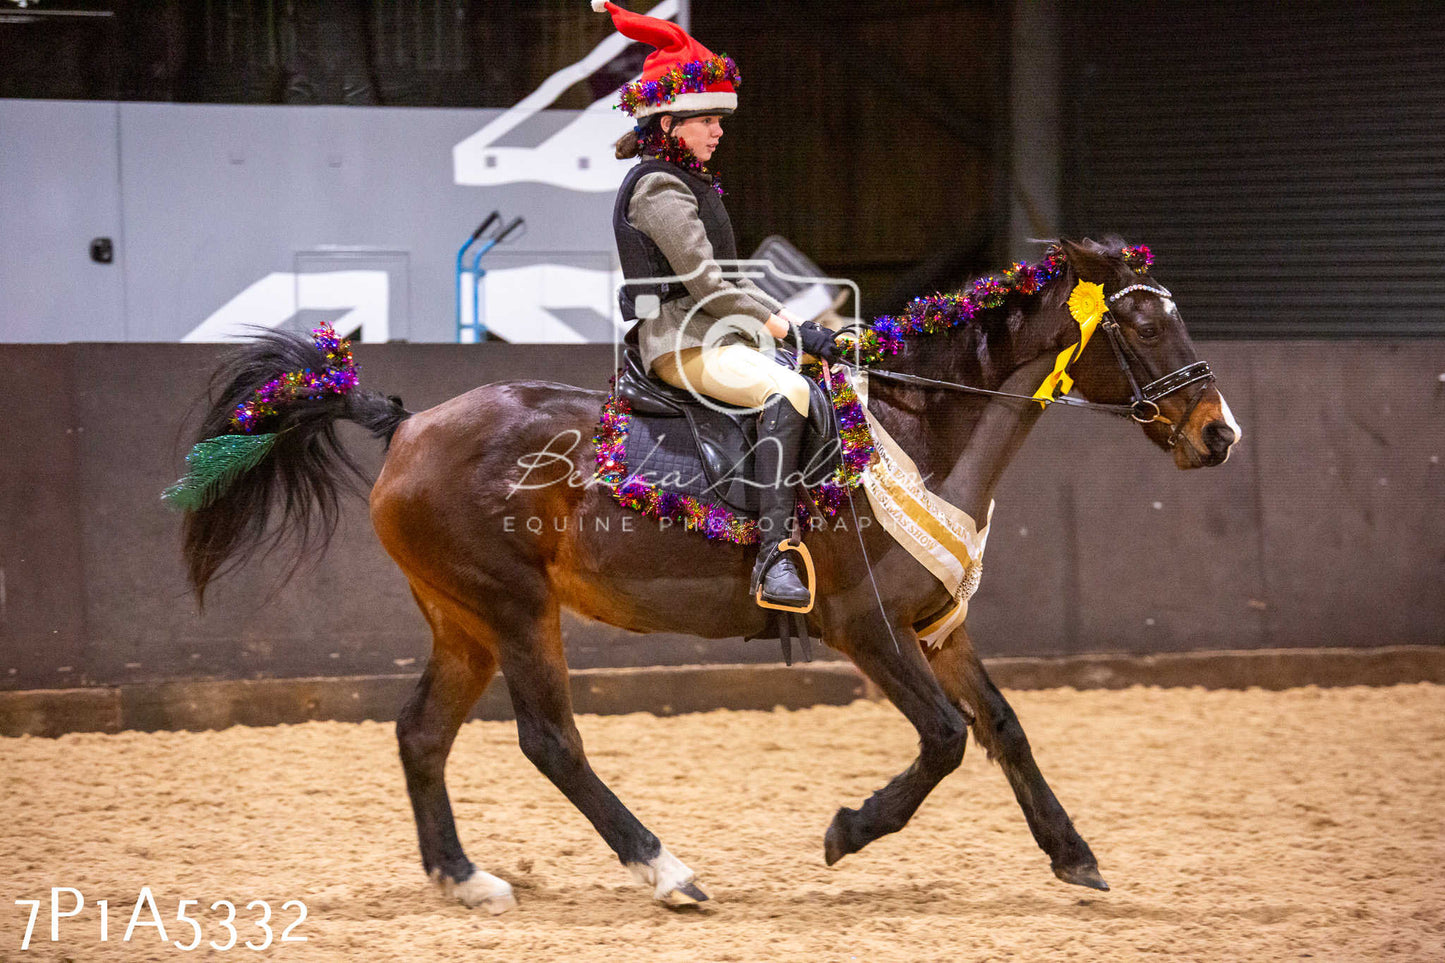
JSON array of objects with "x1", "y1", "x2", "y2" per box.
[{"x1": 637, "y1": 126, "x2": 723, "y2": 196}]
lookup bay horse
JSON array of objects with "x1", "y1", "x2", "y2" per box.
[{"x1": 179, "y1": 237, "x2": 1241, "y2": 912}]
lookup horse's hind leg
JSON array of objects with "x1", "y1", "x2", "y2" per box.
[
  {"x1": 396, "y1": 587, "x2": 516, "y2": 913},
  {"x1": 928, "y1": 625, "x2": 1108, "y2": 891},
  {"x1": 494, "y1": 591, "x2": 708, "y2": 906}
]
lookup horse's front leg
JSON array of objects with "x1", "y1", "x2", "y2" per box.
[
  {"x1": 824, "y1": 623, "x2": 972, "y2": 865},
  {"x1": 928, "y1": 625, "x2": 1108, "y2": 890}
]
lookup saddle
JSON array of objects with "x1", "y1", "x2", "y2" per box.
[
  {"x1": 613, "y1": 346, "x2": 842, "y2": 516},
  {"x1": 612, "y1": 346, "x2": 843, "y2": 667}
]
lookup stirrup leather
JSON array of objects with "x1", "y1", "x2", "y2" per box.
[{"x1": 753, "y1": 538, "x2": 816, "y2": 614}]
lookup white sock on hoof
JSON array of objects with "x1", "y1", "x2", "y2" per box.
[
  {"x1": 431, "y1": 868, "x2": 517, "y2": 914},
  {"x1": 625, "y1": 845, "x2": 697, "y2": 901}
]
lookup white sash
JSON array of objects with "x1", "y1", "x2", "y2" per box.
[{"x1": 852, "y1": 370, "x2": 993, "y2": 649}]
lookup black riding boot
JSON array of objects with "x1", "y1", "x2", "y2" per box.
[{"x1": 749, "y1": 394, "x2": 811, "y2": 608}]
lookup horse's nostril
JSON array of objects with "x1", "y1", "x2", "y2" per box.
[{"x1": 1203, "y1": 421, "x2": 1236, "y2": 453}]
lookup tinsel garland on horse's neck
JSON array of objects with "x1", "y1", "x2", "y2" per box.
[
  {"x1": 843, "y1": 243, "x2": 1154, "y2": 519},
  {"x1": 591, "y1": 241, "x2": 1158, "y2": 542},
  {"x1": 837, "y1": 244, "x2": 1152, "y2": 367}
]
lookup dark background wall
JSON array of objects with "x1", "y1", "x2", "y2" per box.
[
  {"x1": 1063, "y1": 1, "x2": 1445, "y2": 338},
  {"x1": 2, "y1": 340, "x2": 1440, "y2": 693},
  {"x1": 8, "y1": 2, "x2": 1444, "y2": 343},
  {"x1": 3, "y1": 1, "x2": 1443, "y2": 697},
  {"x1": 692, "y1": 0, "x2": 1008, "y2": 310}
]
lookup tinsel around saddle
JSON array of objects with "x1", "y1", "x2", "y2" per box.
[{"x1": 592, "y1": 364, "x2": 875, "y2": 544}]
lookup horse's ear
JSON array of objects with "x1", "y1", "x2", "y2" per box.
[{"x1": 1060, "y1": 237, "x2": 1116, "y2": 283}]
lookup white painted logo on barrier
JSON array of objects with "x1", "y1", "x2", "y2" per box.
[
  {"x1": 464, "y1": 263, "x2": 624, "y2": 344},
  {"x1": 183, "y1": 271, "x2": 389, "y2": 343},
  {"x1": 452, "y1": 0, "x2": 678, "y2": 191}
]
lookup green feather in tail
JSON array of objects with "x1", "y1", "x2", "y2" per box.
[{"x1": 161, "y1": 432, "x2": 279, "y2": 512}]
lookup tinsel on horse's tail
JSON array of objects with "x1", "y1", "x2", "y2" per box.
[{"x1": 164, "y1": 323, "x2": 410, "y2": 601}]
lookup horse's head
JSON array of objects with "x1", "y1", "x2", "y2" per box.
[{"x1": 1061, "y1": 238, "x2": 1242, "y2": 469}]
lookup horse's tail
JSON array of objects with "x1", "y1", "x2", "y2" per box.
[{"x1": 174, "y1": 326, "x2": 412, "y2": 602}]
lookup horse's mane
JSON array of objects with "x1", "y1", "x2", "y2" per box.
[{"x1": 858, "y1": 235, "x2": 1138, "y2": 379}]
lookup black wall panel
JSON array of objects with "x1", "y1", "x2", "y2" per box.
[{"x1": 1064, "y1": 1, "x2": 1445, "y2": 337}]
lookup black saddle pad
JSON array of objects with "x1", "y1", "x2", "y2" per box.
[
  {"x1": 614, "y1": 347, "x2": 842, "y2": 516},
  {"x1": 623, "y1": 412, "x2": 755, "y2": 512}
]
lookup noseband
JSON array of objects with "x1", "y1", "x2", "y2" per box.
[
  {"x1": 1100, "y1": 283, "x2": 1215, "y2": 448},
  {"x1": 852, "y1": 281, "x2": 1216, "y2": 450}
]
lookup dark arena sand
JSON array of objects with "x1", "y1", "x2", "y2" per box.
[{"x1": 2, "y1": 684, "x2": 1443, "y2": 961}]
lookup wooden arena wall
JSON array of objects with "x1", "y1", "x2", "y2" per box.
[{"x1": 1, "y1": 340, "x2": 1441, "y2": 728}]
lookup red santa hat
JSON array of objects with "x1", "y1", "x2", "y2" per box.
[{"x1": 592, "y1": 1, "x2": 740, "y2": 119}]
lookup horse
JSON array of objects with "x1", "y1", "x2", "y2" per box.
[{"x1": 177, "y1": 237, "x2": 1241, "y2": 912}]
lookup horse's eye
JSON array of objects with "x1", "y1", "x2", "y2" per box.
[{"x1": 1136, "y1": 322, "x2": 1160, "y2": 339}]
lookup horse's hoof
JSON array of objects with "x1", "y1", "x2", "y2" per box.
[
  {"x1": 661, "y1": 880, "x2": 710, "y2": 907},
  {"x1": 438, "y1": 869, "x2": 519, "y2": 914},
  {"x1": 628, "y1": 844, "x2": 706, "y2": 905},
  {"x1": 823, "y1": 808, "x2": 857, "y2": 866},
  {"x1": 1053, "y1": 861, "x2": 1110, "y2": 892}
]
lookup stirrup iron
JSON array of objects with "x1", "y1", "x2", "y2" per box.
[{"x1": 753, "y1": 537, "x2": 816, "y2": 614}]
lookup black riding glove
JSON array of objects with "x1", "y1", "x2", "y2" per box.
[{"x1": 795, "y1": 320, "x2": 842, "y2": 363}]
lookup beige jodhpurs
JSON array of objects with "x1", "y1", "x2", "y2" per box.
[{"x1": 651, "y1": 344, "x2": 811, "y2": 418}]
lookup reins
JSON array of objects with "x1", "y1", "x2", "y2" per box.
[
  {"x1": 849, "y1": 365, "x2": 1136, "y2": 416},
  {"x1": 839, "y1": 281, "x2": 1215, "y2": 449}
]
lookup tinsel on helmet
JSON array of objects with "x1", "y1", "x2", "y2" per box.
[
  {"x1": 835, "y1": 243, "x2": 1158, "y2": 366},
  {"x1": 618, "y1": 55, "x2": 741, "y2": 117},
  {"x1": 637, "y1": 124, "x2": 723, "y2": 196},
  {"x1": 231, "y1": 322, "x2": 359, "y2": 433},
  {"x1": 593, "y1": 365, "x2": 878, "y2": 545}
]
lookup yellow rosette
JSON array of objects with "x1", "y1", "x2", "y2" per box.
[{"x1": 1033, "y1": 281, "x2": 1108, "y2": 406}]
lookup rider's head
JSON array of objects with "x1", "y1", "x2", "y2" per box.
[
  {"x1": 597, "y1": 1, "x2": 738, "y2": 162},
  {"x1": 613, "y1": 112, "x2": 727, "y2": 162},
  {"x1": 659, "y1": 113, "x2": 725, "y2": 163}
]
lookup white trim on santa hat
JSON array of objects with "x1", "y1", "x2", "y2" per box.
[{"x1": 632, "y1": 90, "x2": 738, "y2": 119}]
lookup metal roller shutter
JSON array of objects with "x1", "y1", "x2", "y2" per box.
[{"x1": 1062, "y1": 1, "x2": 1445, "y2": 337}]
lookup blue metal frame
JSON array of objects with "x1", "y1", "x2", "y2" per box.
[
  {"x1": 455, "y1": 213, "x2": 524, "y2": 344},
  {"x1": 455, "y1": 213, "x2": 495, "y2": 343}
]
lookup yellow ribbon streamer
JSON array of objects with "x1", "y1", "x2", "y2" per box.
[{"x1": 1033, "y1": 280, "x2": 1108, "y2": 407}]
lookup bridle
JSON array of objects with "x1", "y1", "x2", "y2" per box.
[
  {"x1": 851, "y1": 281, "x2": 1216, "y2": 450},
  {"x1": 1097, "y1": 282, "x2": 1215, "y2": 448},
  {"x1": 818, "y1": 272, "x2": 1217, "y2": 653}
]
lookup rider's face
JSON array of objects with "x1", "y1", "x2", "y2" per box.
[{"x1": 664, "y1": 114, "x2": 724, "y2": 162}]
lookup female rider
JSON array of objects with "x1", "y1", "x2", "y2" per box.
[{"x1": 595, "y1": 1, "x2": 841, "y2": 610}]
